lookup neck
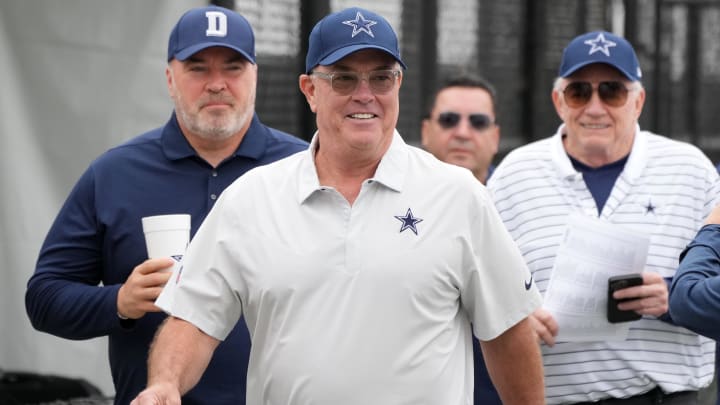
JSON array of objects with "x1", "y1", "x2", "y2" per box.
[
  {"x1": 188, "y1": 134, "x2": 244, "y2": 168},
  {"x1": 314, "y1": 147, "x2": 381, "y2": 205},
  {"x1": 473, "y1": 168, "x2": 489, "y2": 185},
  {"x1": 178, "y1": 117, "x2": 251, "y2": 168},
  {"x1": 562, "y1": 133, "x2": 634, "y2": 169}
]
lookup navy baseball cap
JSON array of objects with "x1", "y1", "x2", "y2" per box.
[
  {"x1": 559, "y1": 31, "x2": 641, "y2": 81},
  {"x1": 168, "y1": 6, "x2": 255, "y2": 63},
  {"x1": 305, "y1": 7, "x2": 406, "y2": 73}
]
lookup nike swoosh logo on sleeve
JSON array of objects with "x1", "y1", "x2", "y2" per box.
[{"x1": 524, "y1": 274, "x2": 534, "y2": 290}]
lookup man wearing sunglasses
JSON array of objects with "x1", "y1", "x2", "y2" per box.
[
  {"x1": 421, "y1": 74, "x2": 500, "y2": 185},
  {"x1": 488, "y1": 31, "x2": 719, "y2": 404},
  {"x1": 131, "y1": 7, "x2": 545, "y2": 405}
]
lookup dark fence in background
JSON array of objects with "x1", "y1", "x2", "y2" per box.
[{"x1": 214, "y1": 0, "x2": 720, "y2": 164}]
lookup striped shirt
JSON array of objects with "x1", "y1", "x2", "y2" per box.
[{"x1": 487, "y1": 125, "x2": 719, "y2": 404}]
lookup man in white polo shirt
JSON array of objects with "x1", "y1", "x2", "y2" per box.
[
  {"x1": 488, "y1": 30, "x2": 719, "y2": 404},
  {"x1": 131, "y1": 7, "x2": 544, "y2": 405}
]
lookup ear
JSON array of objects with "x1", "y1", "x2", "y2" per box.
[
  {"x1": 551, "y1": 88, "x2": 565, "y2": 121},
  {"x1": 166, "y1": 65, "x2": 175, "y2": 98},
  {"x1": 489, "y1": 125, "x2": 500, "y2": 155},
  {"x1": 299, "y1": 74, "x2": 318, "y2": 113},
  {"x1": 420, "y1": 118, "x2": 431, "y2": 148},
  {"x1": 633, "y1": 87, "x2": 646, "y2": 120}
]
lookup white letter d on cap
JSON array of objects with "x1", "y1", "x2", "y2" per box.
[{"x1": 205, "y1": 11, "x2": 227, "y2": 37}]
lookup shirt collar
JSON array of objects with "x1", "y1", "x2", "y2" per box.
[
  {"x1": 297, "y1": 130, "x2": 408, "y2": 203},
  {"x1": 162, "y1": 112, "x2": 269, "y2": 162}
]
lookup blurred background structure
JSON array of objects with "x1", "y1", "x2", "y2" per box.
[
  {"x1": 239, "y1": 0, "x2": 720, "y2": 160},
  {"x1": 1, "y1": 0, "x2": 718, "y2": 400}
]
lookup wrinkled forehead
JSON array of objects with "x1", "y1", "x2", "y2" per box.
[
  {"x1": 322, "y1": 49, "x2": 399, "y2": 70},
  {"x1": 180, "y1": 46, "x2": 250, "y2": 62},
  {"x1": 564, "y1": 63, "x2": 633, "y2": 82}
]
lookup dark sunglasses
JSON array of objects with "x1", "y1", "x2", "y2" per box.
[
  {"x1": 562, "y1": 81, "x2": 633, "y2": 108},
  {"x1": 436, "y1": 112, "x2": 494, "y2": 131}
]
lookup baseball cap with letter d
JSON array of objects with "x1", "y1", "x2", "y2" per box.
[{"x1": 167, "y1": 5, "x2": 256, "y2": 64}]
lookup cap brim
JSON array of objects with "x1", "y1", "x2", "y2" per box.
[
  {"x1": 173, "y1": 43, "x2": 256, "y2": 64},
  {"x1": 562, "y1": 60, "x2": 636, "y2": 81},
  {"x1": 315, "y1": 44, "x2": 406, "y2": 71}
]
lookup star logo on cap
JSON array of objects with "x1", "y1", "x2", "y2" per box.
[
  {"x1": 343, "y1": 11, "x2": 377, "y2": 38},
  {"x1": 394, "y1": 208, "x2": 423, "y2": 235},
  {"x1": 584, "y1": 33, "x2": 616, "y2": 57}
]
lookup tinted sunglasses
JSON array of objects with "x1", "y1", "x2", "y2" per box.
[
  {"x1": 437, "y1": 112, "x2": 494, "y2": 131},
  {"x1": 562, "y1": 81, "x2": 632, "y2": 108},
  {"x1": 311, "y1": 70, "x2": 401, "y2": 95}
]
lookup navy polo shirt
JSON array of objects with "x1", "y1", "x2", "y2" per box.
[{"x1": 26, "y1": 112, "x2": 307, "y2": 404}]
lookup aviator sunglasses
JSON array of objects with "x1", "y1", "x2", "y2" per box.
[
  {"x1": 436, "y1": 112, "x2": 494, "y2": 131},
  {"x1": 311, "y1": 69, "x2": 401, "y2": 95},
  {"x1": 562, "y1": 81, "x2": 634, "y2": 108}
]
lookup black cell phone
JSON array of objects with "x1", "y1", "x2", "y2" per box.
[{"x1": 607, "y1": 273, "x2": 643, "y2": 323}]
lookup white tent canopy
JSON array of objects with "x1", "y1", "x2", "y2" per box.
[{"x1": 0, "y1": 0, "x2": 204, "y2": 396}]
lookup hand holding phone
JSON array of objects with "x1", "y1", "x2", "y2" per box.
[{"x1": 607, "y1": 273, "x2": 643, "y2": 323}]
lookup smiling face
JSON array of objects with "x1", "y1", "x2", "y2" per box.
[
  {"x1": 167, "y1": 46, "x2": 257, "y2": 143},
  {"x1": 299, "y1": 49, "x2": 402, "y2": 163},
  {"x1": 421, "y1": 86, "x2": 499, "y2": 183},
  {"x1": 552, "y1": 63, "x2": 645, "y2": 167}
]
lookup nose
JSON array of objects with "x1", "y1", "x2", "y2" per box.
[
  {"x1": 584, "y1": 89, "x2": 607, "y2": 112},
  {"x1": 206, "y1": 71, "x2": 227, "y2": 93},
  {"x1": 352, "y1": 76, "x2": 374, "y2": 101},
  {"x1": 450, "y1": 118, "x2": 473, "y2": 140}
]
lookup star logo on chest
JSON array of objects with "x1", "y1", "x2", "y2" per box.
[
  {"x1": 645, "y1": 199, "x2": 656, "y2": 214},
  {"x1": 394, "y1": 208, "x2": 423, "y2": 235}
]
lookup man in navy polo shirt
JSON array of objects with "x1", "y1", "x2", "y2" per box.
[{"x1": 25, "y1": 6, "x2": 307, "y2": 405}]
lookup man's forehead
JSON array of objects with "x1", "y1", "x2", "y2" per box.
[
  {"x1": 183, "y1": 46, "x2": 250, "y2": 62},
  {"x1": 328, "y1": 49, "x2": 397, "y2": 68},
  {"x1": 439, "y1": 86, "x2": 492, "y2": 97},
  {"x1": 566, "y1": 63, "x2": 629, "y2": 80}
]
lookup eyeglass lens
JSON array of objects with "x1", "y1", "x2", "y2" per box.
[
  {"x1": 318, "y1": 70, "x2": 399, "y2": 95},
  {"x1": 437, "y1": 112, "x2": 493, "y2": 131},
  {"x1": 563, "y1": 81, "x2": 629, "y2": 108}
]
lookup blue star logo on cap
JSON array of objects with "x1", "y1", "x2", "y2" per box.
[
  {"x1": 584, "y1": 33, "x2": 616, "y2": 57},
  {"x1": 395, "y1": 208, "x2": 423, "y2": 235},
  {"x1": 343, "y1": 11, "x2": 377, "y2": 38}
]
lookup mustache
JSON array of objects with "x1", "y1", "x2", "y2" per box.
[
  {"x1": 199, "y1": 96, "x2": 235, "y2": 108},
  {"x1": 447, "y1": 139, "x2": 472, "y2": 148}
]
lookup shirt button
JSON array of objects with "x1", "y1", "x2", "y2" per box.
[
  {"x1": 210, "y1": 194, "x2": 217, "y2": 200},
  {"x1": 212, "y1": 171, "x2": 218, "y2": 177}
]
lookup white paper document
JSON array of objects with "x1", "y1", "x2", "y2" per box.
[{"x1": 543, "y1": 213, "x2": 650, "y2": 342}]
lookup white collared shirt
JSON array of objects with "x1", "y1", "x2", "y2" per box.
[
  {"x1": 162, "y1": 131, "x2": 542, "y2": 405},
  {"x1": 488, "y1": 124, "x2": 720, "y2": 403}
]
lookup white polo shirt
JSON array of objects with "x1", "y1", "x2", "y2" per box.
[
  {"x1": 488, "y1": 125, "x2": 719, "y2": 404},
  {"x1": 161, "y1": 132, "x2": 542, "y2": 405}
]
